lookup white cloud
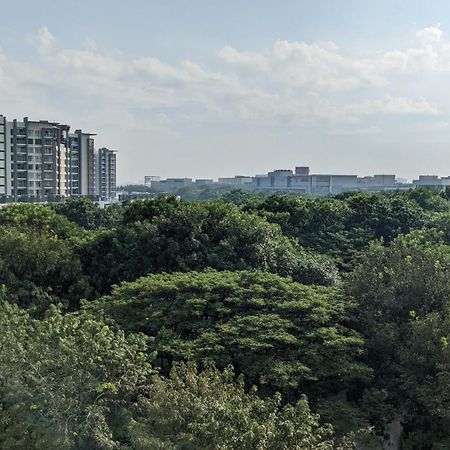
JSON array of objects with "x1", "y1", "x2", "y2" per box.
[
  {"x1": 347, "y1": 95, "x2": 439, "y2": 116},
  {"x1": 26, "y1": 26, "x2": 55, "y2": 55},
  {"x1": 57, "y1": 49, "x2": 124, "y2": 77},
  {"x1": 3, "y1": 24, "x2": 450, "y2": 181},
  {"x1": 327, "y1": 126, "x2": 381, "y2": 136},
  {"x1": 218, "y1": 25, "x2": 450, "y2": 92},
  {"x1": 0, "y1": 25, "x2": 447, "y2": 142},
  {"x1": 219, "y1": 39, "x2": 361, "y2": 92},
  {"x1": 417, "y1": 25, "x2": 443, "y2": 44}
]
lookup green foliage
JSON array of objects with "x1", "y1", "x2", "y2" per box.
[
  {"x1": 344, "y1": 193, "x2": 425, "y2": 243},
  {"x1": 174, "y1": 184, "x2": 235, "y2": 201},
  {"x1": 87, "y1": 270, "x2": 370, "y2": 430},
  {"x1": 406, "y1": 187, "x2": 450, "y2": 212},
  {"x1": 396, "y1": 311, "x2": 450, "y2": 449},
  {"x1": 348, "y1": 228, "x2": 450, "y2": 445},
  {"x1": 0, "y1": 226, "x2": 90, "y2": 313},
  {"x1": 2, "y1": 189, "x2": 450, "y2": 446},
  {"x1": 0, "y1": 302, "x2": 152, "y2": 449},
  {"x1": 443, "y1": 185, "x2": 450, "y2": 201},
  {"x1": 129, "y1": 362, "x2": 344, "y2": 450},
  {"x1": 52, "y1": 197, "x2": 123, "y2": 230},
  {"x1": 244, "y1": 192, "x2": 427, "y2": 269},
  {"x1": 121, "y1": 196, "x2": 180, "y2": 224},
  {"x1": 0, "y1": 203, "x2": 81, "y2": 238},
  {"x1": 148, "y1": 185, "x2": 248, "y2": 201},
  {"x1": 81, "y1": 199, "x2": 339, "y2": 295},
  {"x1": 244, "y1": 195, "x2": 354, "y2": 265},
  {"x1": 348, "y1": 229, "x2": 450, "y2": 325},
  {"x1": 220, "y1": 188, "x2": 256, "y2": 205},
  {"x1": 0, "y1": 298, "x2": 352, "y2": 450}
]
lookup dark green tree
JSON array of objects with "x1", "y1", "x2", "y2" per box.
[
  {"x1": 87, "y1": 270, "x2": 371, "y2": 430},
  {"x1": 0, "y1": 226, "x2": 90, "y2": 313},
  {"x1": 53, "y1": 197, "x2": 122, "y2": 230},
  {"x1": 347, "y1": 229, "x2": 450, "y2": 445},
  {"x1": 244, "y1": 192, "x2": 426, "y2": 270},
  {"x1": 81, "y1": 200, "x2": 339, "y2": 296}
]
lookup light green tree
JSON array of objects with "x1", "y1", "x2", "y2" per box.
[
  {"x1": 0, "y1": 301, "x2": 152, "y2": 449},
  {"x1": 128, "y1": 362, "x2": 348, "y2": 450}
]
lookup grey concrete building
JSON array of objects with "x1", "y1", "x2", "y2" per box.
[
  {"x1": 1, "y1": 115, "x2": 117, "y2": 202},
  {"x1": 194, "y1": 179, "x2": 214, "y2": 186},
  {"x1": 252, "y1": 168, "x2": 401, "y2": 195},
  {"x1": 0, "y1": 115, "x2": 6, "y2": 197},
  {"x1": 144, "y1": 175, "x2": 161, "y2": 187},
  {"x1": 412, "y1": 175, "x2": 450, "y2": 190},
  {"x1": 3, "y1": 117, "x2": 71, "y2": 201},
  {"x1": 96, "y1": 147, "x2": 117, "y2": 200},
  {"x1": 151, "y1": 178, "x2": 193, "y2": 191},
  {"x1": 68, "y1": 130, "x2": 97, "y2": 196},
  {"x1": 217, "y1": 176, "x2": 253, "y2": 186}
]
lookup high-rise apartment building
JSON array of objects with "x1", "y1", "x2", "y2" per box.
[
  {"x1": 68, "y1": 130, "x2": 96, "y2": 196},
  {"x1": 0, "y1": 115, "x2": 6, "y2": 196},
  {"x1": 0, "y1": 115, "x2": 117, "y2": 202},
  {"x1": 5, "y1": 117, "x2": 72, "y2": 200},
  {"x1": 97, "y1": 147, "x2": 117, "y2": 200}
]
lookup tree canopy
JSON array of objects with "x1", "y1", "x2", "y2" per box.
[
  {"x1": 80, "y1": 199, "x2": 339, "y2": 296},
  {"x1": 129, "y1": 362, "x2": 345, "y2": 450},
  {"x1": 2, "y1": 188, "x2": 450, "y2": 447},
  {"x1": 87, "y1": 270, "x2": 371, "y2": 431}
]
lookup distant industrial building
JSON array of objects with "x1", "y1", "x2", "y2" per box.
[
  {"x1": 195, "y1": 179, "x2": 214, "y2": 186},
  {"x1": 252, "y1": 169, "x2": 400, "y2": 194},
  {"x1": 144, "y1": 175, "x2": 161, "y2": 187},
  {"x1": 148, "y1": 166, "x2": 450, "y2": 197},
  {"x1": 149, "y1": 166, "x2": 411, "y2": 195},
  {"x1": 151, "y1": 178, "x2": 193, "y2": 191},
  {"x1": 217, "y1": 176, "x2": 253, "y2": 187},
  {"x1": 147, "y1": 166, "x2": 450, "y2": 196},
  {"x1": 412, "y1": 175, "x2": 450, "y2": 190},
  {"x1": 0, "y1": 115, "x2": 117, "y2": 202}
]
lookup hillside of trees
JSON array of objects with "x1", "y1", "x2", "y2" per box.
[{"x1": 2, "y1": 188, "x2": 450, "y2": 449}]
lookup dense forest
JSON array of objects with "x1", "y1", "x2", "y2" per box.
[{"x1": 2, "y1": 188, "x2": 450, "y2": 449}]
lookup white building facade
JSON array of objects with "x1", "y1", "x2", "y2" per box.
[
  {"x1": 97, "y1": 147, "x2": 117, "y2": 200},
  {"x1": 0, "y1": 115, "x2": 117, "y2": 202},
  {"x1": 0, "y1": 115, "x2": 6, "y2": 196}
]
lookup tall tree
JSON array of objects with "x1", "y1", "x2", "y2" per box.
[
  {"x1": 129, "y1": 362, "x2": 348, "y2": 450},
  {"x1": 81, "y1": 200, "x2": 339, "y2": 296},
  {"x1": 87, "y1": 270, "x2": 371, "y2": 430},
  {"x1": 347, "y1": 229, "x2": 450, "y2": 445},
  {"x1": 52, "y1": 197, "x2": 122, "y2": 230},
  {"x1": 0, "y1": 226, "x2": 90, "y2": 313},
  {"x1": 0, "y1": 301, "x2": 151, "y2": 449}
]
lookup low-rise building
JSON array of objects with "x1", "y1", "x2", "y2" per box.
[
  {"x1": 144, "y1": 175, "x2": 161, "y2": 187},
  {"x1": 413, "y1": 175, "x2": 450, "y2": 190},
  {"x1": 252, "y1": 167, "x2": 403, "y2": 194},
  {"x1": 195, "y1": 179, "x2": 214, "y2": 186},
  {"x1": 217, "y1": 176, "x2": 253, "y2": 186},
  {"x1": 151, "y1": 178, "x2": 193, "y2": 191},
  {"x1": 142, "y1": 167, "x2": 450, "y2": 197}
]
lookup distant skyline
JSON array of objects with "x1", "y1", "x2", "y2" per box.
[{"x1": 3, "y1": 0, "x2": 450, "y2": 183}]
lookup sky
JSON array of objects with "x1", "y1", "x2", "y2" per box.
[{"x1": 2, "y1": 1, "x2": 450, "y2": 183}]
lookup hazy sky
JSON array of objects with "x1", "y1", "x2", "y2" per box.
[{"x1": 2, "y1": 0, "x2": 450, "y2": 182}]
